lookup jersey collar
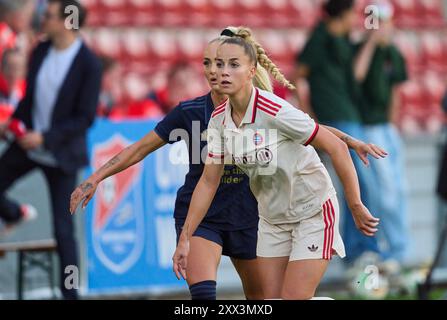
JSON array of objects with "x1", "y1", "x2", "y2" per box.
[{"x1": 223, "y1": 87, "x2": 259, "y2": 128}]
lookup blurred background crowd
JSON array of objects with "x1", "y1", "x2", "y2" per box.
[{"x1": 1, "y1": 0, "x2": 446, "y2": 130}]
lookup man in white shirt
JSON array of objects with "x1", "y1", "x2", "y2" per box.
[{"x1": 0, "y1": 0, "x2": 101, "y2": 299}]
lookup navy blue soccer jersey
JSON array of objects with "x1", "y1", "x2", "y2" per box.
[{"x1": 154, "y1": 92, "x2": 259, "y2": 230}]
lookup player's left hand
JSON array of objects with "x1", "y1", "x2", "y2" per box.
[
  {"x1": 352, "y1": 140, "x2": 387, "y2": 166},
  {"x1": 173, "y1": 236, "x2": 190, "y2": 280}
]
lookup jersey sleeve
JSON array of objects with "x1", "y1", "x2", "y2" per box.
[
  {"x1": 275, "y1": 105, "x2": 319, "y2": 146},
  {"x1": 154, "y1": 104, "x2": 185, "y2": 144},
  {"x1": 206, "y1": 115, "x2": 226, "y2": 162}
]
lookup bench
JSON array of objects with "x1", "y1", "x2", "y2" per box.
[{"x1": 0, "y1": 239, "x2": 57, "y2": 299}]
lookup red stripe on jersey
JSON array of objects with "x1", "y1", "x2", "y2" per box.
[
  {"x1": 257, "y1": 104, "x2": 276, "y2": 117},
  {"x1": 216, "y1": 99, "x2": 228, "y2": 108},
  {"x1": 258, "y1": 95, "x2": 282, "y2": 109},
  {"x1": 251, "y1": 88, "x2": 259, "y2": 123},
  {"x1": 211, "y1": 106, "x2": 225, "y2": 117},
  {"x1": 322, "y1": 201, "x2": 329, "y2": 260},
  {"x1": 211, "y1": 100, "x2": 227, "y2": 117},
  {"x1": 211, "y1": 107, "x2": 226, "y2": 118},
  {"x1": 328, "y1": 199, "x2": 336, "y2": 260},
  {"x1": 326, "y1": 200, "x2": 334, "y2": 260},
  {"x1": 258, "y1": 99, "x2": 280, "y2": 113},
  {"x1": 304, "y1": 123, "x2": 319, "y2": 146},
  {"x1": 208, "y1": 152, "x2": 224, "y2": 159}
]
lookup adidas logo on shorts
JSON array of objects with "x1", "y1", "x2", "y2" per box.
[{"x1": 308, "y1": 244, "x2": 318, "y2": 252}]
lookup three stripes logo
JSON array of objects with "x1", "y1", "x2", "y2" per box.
[{"x1": 308, "y1": 244, "x2": 319, "y2": 252}]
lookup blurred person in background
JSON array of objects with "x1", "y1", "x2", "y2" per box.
[
  {"x1": 0, "y1": 0, "x2": 35, "y2": 117},
  {"x1": 291, "y1": 0, "x2": 381, "y2": 267},
  {"x1": 0, "y1": 0, "x2": 35, "y2": 59},
  {"x1": 112, "y1": 61, "x2": 206, "y2": 119},
  {"x1": 354, "y1": 0, "x2": 409, "y2": 280},
  {"x1": 0, "y1": 0, "x2": 101, "y2": 299},
  {"x1": 0, "y1": 48, "x2": 27, "y2": 123},
  {"x1": 97, "y1": 55, "x2": 123, "y2": 118},
  {"x1": 146, "y1": 61, "x2": 206, "y2": 115}
]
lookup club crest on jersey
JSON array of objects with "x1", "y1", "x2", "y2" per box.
[
  {"x1": 253, "y1": 132, "x2": 263, "y2": 146},
  {"x1": 256, "y1": 148, "x2": 273, "y2": 166}
]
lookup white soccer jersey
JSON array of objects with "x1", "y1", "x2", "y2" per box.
[{"x1": 207, "y1": 87, "x2": 336, "y2": 224}]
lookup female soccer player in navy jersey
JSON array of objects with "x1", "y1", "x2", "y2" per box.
[
  {"x1": 71, "y1": 28, "x2": 386, "y2": 300},
  {"x1": 173, "y1": 27, "x2": 382, "y2": 300}
]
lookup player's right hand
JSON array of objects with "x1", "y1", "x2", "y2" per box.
[
  {"x1": 69, "y1": 179, "x2": 98, "y2": 214},
  {"x1": 172, "y1": 236, "x2": 190, "y2": 280},
  {"x1": 350, "y1": 203, "x2": 380, "y2": 237}
]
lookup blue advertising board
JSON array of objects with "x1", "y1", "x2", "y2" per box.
[{"x1": 83, "y1": 118, "x2": 188, "y2": 295}]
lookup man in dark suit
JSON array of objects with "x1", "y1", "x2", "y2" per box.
[{"x1": 0, "y1": 0, "x2": 101, "y2": 299}]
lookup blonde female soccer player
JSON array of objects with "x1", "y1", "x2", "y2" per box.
[{"x1": 173, "y1": 27, "x2": 381, "y2": 300}]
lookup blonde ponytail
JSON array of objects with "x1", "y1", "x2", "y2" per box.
[
  {"x1": 225, "y1": 26, "x2": 296, "y2": 91},
  {"x1": 252, "y1": 41, "x2": 296, "y2": 90}
]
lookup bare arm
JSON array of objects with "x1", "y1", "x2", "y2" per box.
[
  {"x1": 353, "y1": 35, "x2": 377, "y2": 82},
  {"x1": 310, "y1": 126, "x2": 379, "y2": 236},
  {"x1": 173, "y1": 160, "x2": 224, "y2": 279},
  {"x1": 389, "y1": 85, "x2": 401, "y2": 126},
  {"x1": 322, "y1": 125, "x2": 387, "y2": 165},
  {"x1": 69, "y1": 130, "x2": 166, "y2": 213}
]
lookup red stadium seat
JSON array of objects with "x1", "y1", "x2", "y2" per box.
[
  {"x1": 391, "y1": 0, "x2": 419, "y2": 28},
  {"x1": 80, "y1": 0, "x2": 103, "y2": 26},
  {"x1": 209, "y1": 0, "x2": 239, "y2": 27},
  {"x1": 257, "y1": 30, "x2": 286, "y2": 58},
  {"x1": 284, "y1": 29, "x2": 307, "y2": 61},
  {"x1": 420, "y1": 0, "x2": 446, "y2": 28},
  {"x1": 398, "y1": 79, "x2": 426, "y2": 131},
  {"x1": 176, "y1": 29, "x2": 206, "y2": 62},
  {"x1": 263, "y1": 0, "x2": 292, "y2": 28},
  {"x1": 92, "y1": 29, "x2": 122, "y2": 59},
  {"x1": 421, "y1": 71, "x2": 445, "y2": 111},
  {"x1": 156, "y1": 0, "x2": 187, "y2": 27},
  {"x1": 235, "y1": 0, "x2": 268, "y2": 28},
  {"x1": 394, "y1": 31, "x2": 422, "y2": 75},
  {"x1": 122, "y1": 72, "x2": 150, "y2": 102},
  {"x1": 127, "y1": 0, "x2": 159, "y2": 26},
  {"x1": 420, "y1": 31, "x2": 447, "y2": 72},
  {"x1": 100, "y1": 0, "x2": 131, "y2": 26},
  {"x1": 184, "y1": 0, "x2": 212, "y2": 27},
  {"x1": 120, "y1": 29, "x2": 153, "y2": 73},
  {"x1": 289, "y1": 0, "x2": 320, "y2": 28},
  {"x1": 148, "y1": 30, "x2": 178, "y2": 68},
  {"x1": 420, "y1": 71, "x2": 445, "y2": 132}
]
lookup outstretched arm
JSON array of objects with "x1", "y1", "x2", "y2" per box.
[
  {"x1": 173, "y1": 160, "x2": 224, "y2": 280},
  {"x1": 322, "y1": 125, "x2": 388, "y2": 166},
  {"x1": 310, "y1": 126, "x2": 380, "y2": 236},
  {"x1": 69, "y1": 131, "x2": 166, "y2": 213}
]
